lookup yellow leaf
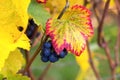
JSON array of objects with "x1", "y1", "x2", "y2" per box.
[
  {"x1": 76, "y1": 49, "x2": 89, "y2": 72},
  {"x1": 75, "y1": 49, "x2": 99, "y2": 80},
  {"x1": 0, "y1": 49, "x2": 25, "y2": 76},
  {"x1": 0, "y1": 47, "x2": 10, "y2": 72},
  {"x1": 0, "y1": 0, "x2": 30, "y2": 50},
  {"x1": 0, "y1": 0, "x2": 30, "y2": 71}
]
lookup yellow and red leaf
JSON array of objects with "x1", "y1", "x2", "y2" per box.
[{"x1": 46, "y1": 5, "x2": 93, "y2": 56}]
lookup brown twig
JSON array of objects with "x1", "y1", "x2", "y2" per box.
[
  {"x1": 23, "y1": 33, "x2": 48, "y2": 74},
  {"x1": 24, "y1": 51, "x2": 35, "y2": 80},
  {"x1": 86, "y1": 40, "x2": 101, "y2": 80},
  {"x1": 38, "y1": 63, "x2": 52, "y2": 80},
  {"x1": 115, "y1": 0, "x2": 120, "y2": 13},
  {"x1": 114, "y1": 0, "x2": 120, "y2": 66},
  {"x1": 103, "y1": 42, "x2": 116, "y2": 80},
  {"x1": 114, "y1": 25, "x2": 120, "y2": 66},
  {"x1": 92, "y1": 0, "x2": 100, "y2": 22},
  {"x1": 97, "y1": 0, "x2": 117, "y2": 80},
  {"x1": 57, "y1": 0, "x2": 69, "y2": 19},
  {"x1": 97, "y1": 0, "x2": 110, "y2": 47},
  {"x1": 84, "y1": 1, "x2": 101, "y2": 80}
]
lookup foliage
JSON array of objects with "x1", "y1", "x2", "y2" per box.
[
  {"x1": 1, "y1": 49, "x2": 25, "y2": 76},
  {"x1": 76, "y1": 49, "x2": 99, "y2": 80},
  {"x1": 0, "y1": 0, "x2": 120, "y2": 80},
  {"x1": 0, "y1": 0, "x2": 30, "y2": 77},
  {"x1": 46, "y1": 5, "x2": 93, "y2": 56}
]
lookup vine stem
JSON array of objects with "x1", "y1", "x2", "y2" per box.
[
  {"x1": 86, "y1": 40, "x2": 101, "y2": 80},
  {"x1": 83, "y1": 1, "x2": 101, "y2": 80},
  {"x1": 23, "y1": 33, "x2": 48, "y2": 74},
  {"x1": 38, "y1": 63, "x2": 52, "y2": 80},
  {"x1": 97, "y1": 0, "x2": 117, "y2": 80},
  {"x1": 97, "y1": 0, "x2": 110, "y2": 47},
  {"x1": 114, "y1": 0, "x2": 120, "y2": 66},
  {"x1": 92, "y1": 0, "x2": 100, "y2": 22},
  {"x1": 103, "y1": 42, "x2": 116, "y2": 80},
  {"x1": 57, "y1": 0, "x2": 69, "y2": 19},
  {"x1": 24, "y1": 50, "x2": 35, "y2": 80}
]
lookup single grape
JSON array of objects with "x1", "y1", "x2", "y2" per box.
[
  {"x1": 43, "y1": 48, "x2": 51, "y2": 57},
  {"x1": 59, "y1": 49, "x2": 68, "y2": 58},
  {"x1": 41, "y1": 56, "x2": 49, "y2": 62},
  {"x1": 59, "y1": 51, "x2": 67, "y2": 58},
  {"x1": 26, "y1": 29, "x2": 33, "y2": 38},
  {"x1": 25, "y1": 19, "x2": 38, "y2": 39},
  {"x1": 29, "y1": 25, "x2": 36, "y2": 31},
  {"x1": 49, "y1": 52, "x2": 59, "y2": 63},
  {"x1": 44, "y1": 41, "x2": 52, "y2": 48}
]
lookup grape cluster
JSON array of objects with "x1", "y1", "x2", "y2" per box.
[
  {"x1": 40, "y1": 41, "x2": 68, "y2": 63},
  {"x1": 25, "y1": 19, "x2": 38, "y2": 39}
]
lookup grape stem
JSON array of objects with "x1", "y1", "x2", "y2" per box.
[
  {"x1": 57, "y1": 0, "x2": 69, "y2": 19},
  {"x1": 38, "y1": 63, "x2": 52, "y2": 80},
  {"x1": 23, "y1": 33, "x2": 49, "y2": 74},
  {"x1": 25, "y1": 50, "x2": 35, "y2": 80},
  {"x1": 86, "y1": 40, "x2": 101, "y2": 80}
]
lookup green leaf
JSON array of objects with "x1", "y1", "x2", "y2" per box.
[
  {"x1": 0, "y1": 49, "x2": 25, "y2": 76},
  {"x1": 46, "y1": 5, "x2": 93, "y2": 56},
  {"x1": 28, "y1": 0, "x2": 51, "y2": 28}
]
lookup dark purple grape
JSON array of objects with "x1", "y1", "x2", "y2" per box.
[
  {"x1": 29, "y1": 25, "x2": 36, "y2": 31},
  {"x1": 59, "y1": 49, "x2": 68, "y2": 58},
  {"x1": 59, "y1": 51, "x2": 67, "y2": 58},
  {"x1": 41, "y1": 56, "x2": 49, "y2": 62},
  {"x1": 44, "y1": 41, "x2": 52, "y2": 49},
  {"x1": 49, "y1": 52, "x2": 59, "y2": 63},
  {"x1": 43, "y1": 48, "x2": 51, "y2": 57},
  {"x1": 40, "y1": 41, "x2": 68, "y2": 63},
  {"x1": 25, "y1": 19, "x2": 38, "y2": 39},
  {"x1": 26, "y1": 30, "x2": 33, "y2": 37}
]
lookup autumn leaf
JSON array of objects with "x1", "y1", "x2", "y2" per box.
[
  {"x1": 75, "y1": 49, "x2": 99, "y2": 80},
  {"x1": 0, "y1": 0, "x2": 30, "y2": 71},
  {"x1": 46, "y1": 5, "x2": 93, "y2": 56},
  {"x1": 0, "y1": 49, "x2": 25, "y2": 76}
]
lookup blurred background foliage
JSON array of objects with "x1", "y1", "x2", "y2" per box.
[{"x1": 28, "y1": 0, "x2": 120, "y2": 80}]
